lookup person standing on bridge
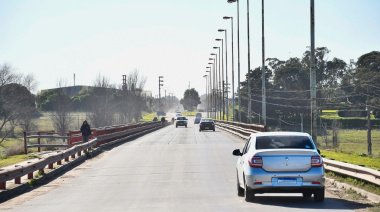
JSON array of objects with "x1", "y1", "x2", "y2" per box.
[{"x1": 80, "y1": 120, "x2": 92, "y2": 142}]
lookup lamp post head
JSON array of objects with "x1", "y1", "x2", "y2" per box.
[
  {"x1": 215, "y1": 38, "x2": 222, "y2": 41},
  {"x1": 203, "y1": 75, "x2": 208, "y2": 78},
  {"x1": 210, "y1": 53, "x2": 216, "y2": 55},
  {"x1": 208, "y1": 62, "x2": 213, "y2": 64},
  {"x1": 227, "y1": 0, "x2": 237, "y2": 3},
  {"x1": 218, "y1": 29, "x2": 226, "y2": 32},
  {"x1": 213, "y1": 47, "x2": 219, "y2": 49},
  {"x1": 223, "y1": 16, "x2": 232, "y2": 20}
]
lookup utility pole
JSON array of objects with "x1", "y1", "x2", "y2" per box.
[
  {"x1": 310, "y1": 0, "x2": 318, "y2": 145},
  {"x1": 247, "y1": 0, "x2": 251, "y2": 124},
  {"x1": 159, "y1": 76, "x2": 164, "y2": 108},
  {"x1": 367, "y1": 86, "x2": 372, "y2": 155},
  {"x1": 261, "y1": 0, "x2": 266, "y2": 126}
]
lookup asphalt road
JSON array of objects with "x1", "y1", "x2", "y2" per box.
[{"x1": 0, "y1": 116, "x2": 369, "y2": 211}]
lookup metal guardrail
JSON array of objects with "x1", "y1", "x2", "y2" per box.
[
  {"x1": 0, "y1": 122, "x2": 162, "y2": 190},
  {"x1": 215, "y1": 120, "x2": 380, "y2": 186}
]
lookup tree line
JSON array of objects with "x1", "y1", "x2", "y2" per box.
[
  {"x1": 238, "y1": 49, "x2": 380, "y2": 130},
  {"x1": 0, "y1": 65, "x2": 149, "y2": 145}
]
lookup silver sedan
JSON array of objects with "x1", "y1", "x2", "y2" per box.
[{"x1": 233, "y1": 132, "x2": 325, "y2": 202}]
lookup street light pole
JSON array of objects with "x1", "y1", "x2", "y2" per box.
[
  {"x1": 216, "y1": 38, "x2": 225, "y2": 120},
  {"x1": 218, "y1": 29, "x2": 228, "y2": 121},
  {"x1": 228, "y1": 0, "x2": 241, "y2": 122},
  {"x1": 261, "y1": 0, "x2": 267, "y2": 126},
  {"x1": 310, "y1": 0, "x2": 317, "y2": 145},
  {"x1": 203, "y1": 74, "x2": 208, "y2": 117},
  {"x1": 213, "y1": 47, "x2": 221, "y2": 120},
  {"x1": 224, "y1": 16, "x2": 235, "y2": 122},
  {"x1": 206, "y1": 67, "x2": 211, "y2": 118},
  {"x1": 246, "y1": 0, "x2": 252, "y2": 124},
  {"x1": 209, "y1": 57, "x2": 217, "y2": 119}
]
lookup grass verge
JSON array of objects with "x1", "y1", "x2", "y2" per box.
[
  {"x1": 139, "y1": 112, "x2": 157, "y2": 122},
  {"x1": 321, "y1": 150, "x2": 380, "y2": 170},
  {"x1": 0, "y1": 154, "x2": 41, "y2": 168},
  {"x1": 182, "y1": 111, "x2": 197, "y2": 116},
  {"x1": 327, "y1": 171, "x2": 380, "y2": 196}
]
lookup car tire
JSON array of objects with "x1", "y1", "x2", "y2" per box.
[
  {"x1": 185, "y1": 125, "x2": 187, "y2": 128},
  {"x1": 176, "y1": 125, "x2": 178, "y2": 128},
  {"x1": 244, "y1": 179, "x2": 255, "y2": 202},
  {"x1": 314, "y1": 188, "x2": 325, "y2": 202},
  {"x1": 213, "y1": 129, "x2": 215, "y2": 132},
  {"x1": 302, "y1": 192, "x2": 312, "y2": 198},
  {"x1": 237, "y1": 173, "x2": 244, "y2": 197}
]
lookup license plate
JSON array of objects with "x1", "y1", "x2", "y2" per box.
[
  {"x1": 278, "y1": 178, "x2": 297, "y2": 184},
  {"x1": 205, "y1": 127, "x2": 209, "y2": 129}
]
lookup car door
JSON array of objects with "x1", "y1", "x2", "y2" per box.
[{"x1": 237, "y1": 136, "x2": 251, "y2": 186}]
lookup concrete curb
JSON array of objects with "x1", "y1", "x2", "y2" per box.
[{"x1": 326, "y1": 178, "x2": 380, "y2": 203}]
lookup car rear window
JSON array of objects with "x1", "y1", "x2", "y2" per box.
[
  {"x1": 201, "y1": 119, "x2": 213, "y2": 122},
  {"x1": 256, "y1": 136, "x2": 314, "y2": 149},
  {"x1": 177, "y1": 117, "x2": 186, "y2": 120}
]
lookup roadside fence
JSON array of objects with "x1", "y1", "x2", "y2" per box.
[{"x1": 1, "y1": 121, "x2": 162, "y2": 190}]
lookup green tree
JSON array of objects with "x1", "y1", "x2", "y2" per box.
[{"x1": 180, "y1": 88, "x2": 201, "y2": 110}]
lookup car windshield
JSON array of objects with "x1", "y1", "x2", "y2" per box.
[
  {"x1": 201, "y1": 119, "x2": 213, "y2": 122},
  {"x1": 177, "y1": 117, "x2": 186, "y2": 120},
  {"x1": 256, "y1": 135, "x2": 314, "y2": 149}
]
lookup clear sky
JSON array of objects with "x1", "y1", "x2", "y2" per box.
[{"x1": 1, "y1": 0, "x2": 379, "y2": 98}]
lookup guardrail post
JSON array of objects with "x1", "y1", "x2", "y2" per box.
[
  {"x1": 68, "y1": 132, "x2": 72, "y2": 148},
  {"x1": 57, "y1": 160, "x2": 62, "y2": 165},
  {"x1": 71, "y1": 154, "x2": 75, "y2": 159},
  {"x1": 0, "y1": 181, "x2": 5, "y2": 189},
  {"x1": 78, "y1": 151, "x2": 81, "y2": 156},
  {"x1": 48, "y1": 163, "x2": 53, "y2": 169},
  {"x1": 15, "y1": 177, "x2": 21, "y2": 184},
  {"x1": 65, "y1": 157, "x2": 69, "y2": 162},
  {"x1": 28, "y1": 172, "x2": 33, "y2": 179},
  {"x1": 24, "y1": 132, "x2": 28, "y2": 154},
  {"x1": 38, "y1": 132, "x2": 41, "y2": 152},
  {"x1": 39, "y1": 168, "x2": 44, "y2": 173}
]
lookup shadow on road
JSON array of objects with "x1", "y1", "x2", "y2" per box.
[{"x1": 245, "y1": 195, "x2": 372, "y2": 210}]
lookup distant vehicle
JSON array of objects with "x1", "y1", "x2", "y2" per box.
[
  {"x1": 196, "y1": 113, "x2": 202, "y2": 118},
  {"x1": 175, "y1": 116, "x2": 188, "y2": 128},
  {"x1": 152, "y1": 117, "x2": 158, "y2": 121},
  {"x1": 232, "y1": 132, "x2": 325, "y2": 202},
  {"x1": 194, "y1": 117, "x2": 201, "y2": 124},
  {"x1": 199, "y1": 118, "x2": 215, "y2": 131},
  {"x1": 176, "y1": 112, "x2": 182, "y2": 117}
]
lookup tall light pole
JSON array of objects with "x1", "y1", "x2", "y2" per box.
[
  {"x1": 218, "y1": 29, "x2": 228, "y2": 121},
  {"x1": 213, "y1": 47, "x2": 221, "y2": 120},
  {"x1": 216, "y1": 38, "x2": 225, "y2": 120},
  {"x1": 209, "y1": 57, "x2": 217, "y2": 119},
  {"x1": 310, "y1": 0, "x2": 317, "y2": 145},
  {"x1": 223, "y1": 16, "x2": 235, "y2": 122},
  {"x1": 203, "y1": 74, "x2": 208, "y2": 117},
  {"x1": 158, "y1": 76, "x2": 164, "y2": 109},
  {"x1": 206, "y1": 67, "x2": 212, "y2": 118},
  {"x1": 261, "y1": 0, "x2": 267, "y2": 126},
  {"x1": 246, "y1": 0, "x2": 252, "y2": 124},
  {"x1": 228, "y1": 0, "x2": 241, "y2": 122}
]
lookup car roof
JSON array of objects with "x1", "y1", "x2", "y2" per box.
[{"x1": 251, "y1": 131, "x2": 310, "y2": 137}]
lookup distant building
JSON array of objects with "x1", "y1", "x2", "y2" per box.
[{"x1": 40, "y1": 85, "x2": 92, "y2": 97}]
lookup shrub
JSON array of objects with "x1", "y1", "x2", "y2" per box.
[{"x1": 5, "y1": 145, "x2": 25, "y2": 157}]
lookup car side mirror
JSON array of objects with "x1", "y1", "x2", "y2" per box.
[
  {"x1": 232, "y1": 149, "x2": 242, "y2": 156},
  {"x1": 317, "y1": 149, "x2": 321, "y2": 155}
]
